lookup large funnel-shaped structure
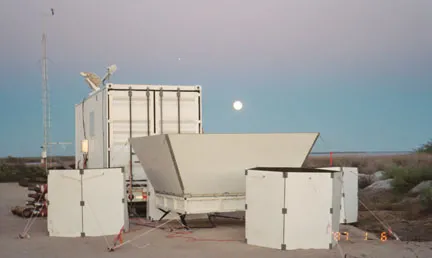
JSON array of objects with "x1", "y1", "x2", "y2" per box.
[{"x1": 131, "y1": 133, "x2": 318, "y2": 199}]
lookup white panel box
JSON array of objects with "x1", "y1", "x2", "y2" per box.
[
  {"x1": 319, "y1": 167, "x2": 359, "y2": 224},
  {"x1": 245, "y1": 167, "x2": 342, "y2": 251},
  {"x1": 47, "y1": 170, "x2": 82, "y2": 237},
  {"x1": 47, "y1": 168, "x2": 128, "y2": 237}
]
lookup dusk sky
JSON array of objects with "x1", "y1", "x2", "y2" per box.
[{"x1": 0, "y1": 0, "x2": 431, "y2": 157}]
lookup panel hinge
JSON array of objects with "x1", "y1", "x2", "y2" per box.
[
  {"x1": 244, "y1": 238, "x2": 247, "y2": 244},
  {"x1": 282, "y1": 208, "x2": 287, "y2": 214},
  {"x1": 81, "y1": 232, "x2": 86, "y2": 237},
  {"x1": 46, "y1": 200, "x2": 50, "y2": 205},
  {"x1": 283, "y1": 172, "x2": 288, "y2": 178},
  {"x1": 281, "y1": 244, "x2": 286, "y2": 250},
  {"x1": 80, "y1": 201, "x2": 85, "y2": 206},
  {"x1": 244, "y1": 170, "x2": 248, "y2": 176},
  {"x1": 79, "y1": 169, "x2": 84, "y2": 175},
  {"x1": 328, "y1": 243, "x2": 332, "y2": 249},
  {"x1": 128, "y1": 87, "x2": 133, "y2": 97},
  {"x1": 342, "y1": 193, "x2": 345, "y2": 197},
  {"x1": 122, "y1": 198, "x2": 125, "y2": 203},
  {"x1": 330, "y1": 173, "x2": 334, "y2": 178},
  {"x1": 245, "y1": 204, "x2": 248, "y2": 210},
  {"x1": 329, "y1": 208, "x2": 333, "y2": 214},
  {"x1": 344, "y1": 219, "x2": 347, "y2": 224}
]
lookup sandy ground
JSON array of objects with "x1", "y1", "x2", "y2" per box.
[{"x1": 0, "y1": 183, "x2": 431, "y2": 258}]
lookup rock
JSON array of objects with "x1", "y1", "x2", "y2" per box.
[
  {"x1": 409, "y1": 180, "x2": 432, "y2": 194},
  {"x1": 364, "y1": 178, "x2": 394, "y2": 191},
  {"x1": 371, "y1": 171, "x2": 386, "y2": 182}
]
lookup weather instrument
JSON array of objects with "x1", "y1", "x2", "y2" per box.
[
  {"x1": 233, "y1": 100, "x2": 243, "y2": 111},
  {"x1": 80, "y1": 64, "x2": 117, "y2": 92}
]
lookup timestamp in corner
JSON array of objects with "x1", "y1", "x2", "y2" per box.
[{"x1": 332, "y1": 231, "x2": 389, "y2": 242}]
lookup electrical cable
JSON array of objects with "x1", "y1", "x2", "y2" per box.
[
  {"x1": 165, "y1": 230, "x2": 242, "y2": 242},
  {"x1": 108, "y1": 218, "x2": 177, "y2": 251}
]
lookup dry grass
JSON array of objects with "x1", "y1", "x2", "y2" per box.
[
  {"x1": 306, "y1": 153, "x2": 432, "y2": 241},
  {"x1": 304, "y1": 153, "x2": 432, "y2": 175}
]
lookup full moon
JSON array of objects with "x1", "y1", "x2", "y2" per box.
[{"x1": 233, "y1": 100, "x2": 243, "y2": 111}]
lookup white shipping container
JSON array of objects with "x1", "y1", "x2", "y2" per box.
[
  {"x1": 75, "y1": 84, "x2": 202, "y2": 219},
  {"x1": 75, "y1": 83, "x2": 202, "y2": 173},
  {"x1": 245, "y1": 167, "x2": 342, "y2": 251}
]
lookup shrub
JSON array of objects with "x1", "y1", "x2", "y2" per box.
[
  {"x1": 417, "y1": 140, "x2": 432, "y2": 154},
  {"x1": 419, "y1": 187, "x2": 432, "y2": 212},
  {"x1": 0, "y1": 162, "x2": 45, "y2": 182},
  {"x1": 384, "y1": 166, "x2": 432, "y2": 194}
]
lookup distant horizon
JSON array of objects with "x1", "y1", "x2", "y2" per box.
[{"x1": 0, "y1": 150, "x2": 416, "y2": 159}]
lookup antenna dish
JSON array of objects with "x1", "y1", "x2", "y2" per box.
[
  {"x1": 80, "y1": 72, "x2": 102, "y2": 92},
  {"x1": 80, "y1": 64, "x2": 117, "y2": 93},
  {"x1": 102, "y1": 64, "x2": 117, "y2": 85}
]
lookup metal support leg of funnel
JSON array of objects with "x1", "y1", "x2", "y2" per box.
[
  {"x1": 158, "y1": 208, "x2": 171, "y2": 221},
  {"x1": 178, "y1": 213, "x2": 190, "y2": 230},
  {"x1": 207, "y1": 214, "x2": 216, "y2": 227}
]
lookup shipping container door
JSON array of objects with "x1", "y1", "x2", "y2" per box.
[
  {"x1": 108, "y1": 89, "x2": 154, "y2": 181},
  {"x1": 154, "y1": 88, "x2": 202, "y2": 134}
]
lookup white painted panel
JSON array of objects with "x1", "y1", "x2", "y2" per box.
[
  {"x1": 109, "y1": 90, "x2": 154, "y2": 180},
  {"x1": 131, "y1": 135, "x2": 183, "y2": 196},
  {"x1": 154, "y1": 90, "x2": 202, "y2": 134},
  {"x1": 340, "y1": 167, "x2": 358, "y2": 224},
  {"x1": 284, "y1": 172, "x2": 334, "y2": 250},
  {"x1": 75, "y1": 104, "x2": 83, "y2": 168},
  {"x1": 331, "y1": 172, "x2": 343, "y2": 246},
  {"x1": 170, "y1": 133, "x2": 318, "y2": 196},
  {"x1": 245, "y1": 170, "x2": 285, "y2": 249},
  {"x1": 82, "y1": 168, "x2": 128, "y2": 236},
  {"x1": 74, "y1": 90, "x2": 105, "y2": 169},
  {"x1": 47, "y1": 170, "x2": 82, "y2": 237},
  {"x1": 319, "y1": 167, "x2": 358, "y2": 224},
  {"x1": 154, "y1": 194, "x2": 244, "y2": 215}
]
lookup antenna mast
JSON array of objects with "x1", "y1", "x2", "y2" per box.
[
  {"x1": 41, "y1": 31, "x2": 50, "y2": 172},
  {"x1": 41, "y1": 9, "x2": 54, "y2": 173}
]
